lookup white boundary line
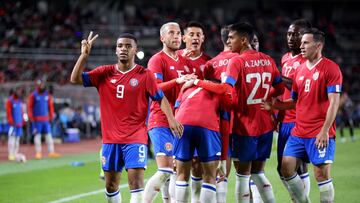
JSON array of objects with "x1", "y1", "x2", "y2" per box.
[{"x1": 48, "y1": 183, "x2": 128, "y2": 203}]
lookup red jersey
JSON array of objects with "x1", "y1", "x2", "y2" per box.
[
  {"x1": 175, "y1": 86, "x2": 229, "y2": 132},
  {"x1": 279, "y1": 53, "x2": 307, "y2": 123},
  {"x1": 204, "y1": 50, "x2": 238, "y2": 81},
  {"x1": 225, "y1": 50, "x2": 283, "y2": 136},
  {"x1": 178, "y1": 50, "x2": 211, "y2": 79},
  {"x1": 291, "y1": 57, "x2": 342, "y2": 138},
  {"x1": 82, "y1": 64, "x2": 164, "y2": 144},
  {"x1": 147, "y1": 51, "x2": 197, "y2": 130}
]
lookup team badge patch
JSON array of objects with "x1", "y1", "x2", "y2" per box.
[
  {"x1": 165, "y1": 142, "x2": 173, "y2": 151},
  {"x1": 293, "y1": 61, "x2": 300, "y2": 69},
  {"x1": 101, "y1": 156, "x2": 106, "y2": 166},
  {"x1": 129, "y1": 78, "x2": 138, "y2": 87},
  {"x1": 312, "y1": 71, "x2": 319, "y2": 80}
]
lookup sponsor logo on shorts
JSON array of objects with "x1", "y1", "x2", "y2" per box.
[
  {"x1": 318, "y1": 148, "x2": 326, "y2": 158},
  {"x1": 165, "y1": 142, "x2": 173, "y2": 151},
  {"x1": 101, "y1": 156, "x2": 106, "y2": 166}
]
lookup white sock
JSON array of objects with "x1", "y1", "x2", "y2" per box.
[
  {"x1": 281, "y1": 177, "x2": 296, "y2": 202},
  {"x1": 300, "y1": 173, "x2": 310, "y2": 197},
  {"x1": 191, "y1": 176, "x2": 202, "y2": 203},
  {"x1": 176, "y1": 181, "x2": 190, "y2": 202},
  {"x1": 161, "y1": 178, "x2": 171, "y2": 203},
  {"x1": 170, "y1": 173, "x2": 177, "y2": 202},
  {"x1": 318, "y1": 179, "x2": 334, "y2": 203},
  {"x1": 216, "y1": 178, "x2": 228, "y2": 203},
  {"x1": 144, "y1": 168, "x2": 172, "y2": 202},
  {"x1": 105, "y1": 189, "x2": 121, "y2": 203},
  {"x1": 235, "y1": 173, "x2": 251, "y2": 203},
  {"x1": 34, "y1": 134, "x2": 42, "y2": 153},
  {"x1": 200, "y1": 183, "x2": 216, "y2": 203},
  {"x1": 130, "y1": 189, "x2": 143, "y2": 203},
  {"x1": 8, "y1": 135, "x2": 15, "y2": 157},
  {"x1": 45, "y1": 133, "x2": 55, "y2": 153},
  {"x1": 250, "y1": 179, "x2": 263, "y2": 203},
  {"x1": 251, "y1": 173, "x2": 275, "y2": 203},
  {"x1": 14, "y1": 136, "x2": 20, "y2": 155},
  {"x1": 285, "y1": 174, "x2": 309, "y2": 203}
]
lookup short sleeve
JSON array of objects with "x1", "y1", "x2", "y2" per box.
[
  {"x1": 325, "y1": 62, "x2": 343, "y2": 94},
  {"x1": 146, "y1": 69, "x2": 164, "y2": 101},
  {"x1": 224, "y1": 57, "x2": 241, "y2": 86},
  {"x1": 147, "y1": 55, "x2": 164, "y2": 83},
  {"x1": 82, "y1": 66, "x2": 107, "y2": 87}
]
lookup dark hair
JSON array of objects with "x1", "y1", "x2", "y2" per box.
[
  {"x1": 118, "y1": 33, "x2": 137, "y2": 44},
  {"x1": 291, "y1": 19, "x2": 312, "y2": 29},
  {"x1": 184, "y1": 21, "x2": 205, "y2": 33},
  {"x1": 220, "y1": 26, "x2": 229, "y2": 45},
  {"x1": 302, "y1": 28, "x2": 325, "y2": 44},
  {"x1": 228, "y1": 22, "x2": 254, "y2": 42}
]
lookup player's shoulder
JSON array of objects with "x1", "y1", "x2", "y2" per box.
[
  {"x1": 149, "y1": 51, "x2": 165, "y2": 60},
  {"x1": 281, "y1": 52, "x2": 291, "y2": 62},
  {"x1": 321, "y1": 57, "x2": 339, "y2": 68}
]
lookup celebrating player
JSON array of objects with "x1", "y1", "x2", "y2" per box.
[
  {"x1": 262, "y1": 28, "x2": 342, "y2": 203},
  {"x1": 144, "y1": 22, "x2": 197, "y2": 203},
  {"x1": 70, "y1": 32, "x2": 183, "y2": 203}
]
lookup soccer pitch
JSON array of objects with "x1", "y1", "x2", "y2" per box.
[{"x1": 0, "y1": 129, "x2": 359, "y2": 203}]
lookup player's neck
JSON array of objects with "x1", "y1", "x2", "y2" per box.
[
  {"x1": 307, "y1": 53, "x2": 322, "y2": 66},
  {"x1": 117, "y1": 61, "x2": 135, "y2": 72},
  {"x1": 163, "y1": 47, "x2": 178, "y2": 60},
  {"x1": 291, "y1": 49, "x2": 301, "y2": 56},
  {"x1": 239, "y1": 45, "x2": 251, "y2": 54}
]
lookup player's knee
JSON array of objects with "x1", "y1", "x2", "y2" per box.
[
  {"x1": 314, "y1": 168, "x2": 330, "y2": 182},
  {"x1": 128, "y1": 178, "x2": 144, "y2": 189},
  {"x1": 105, "y1": 181, "x2": 119, "y2": 193},
  {"x1": 280, "y1": 163, "x2": 294, "y2": 178}
]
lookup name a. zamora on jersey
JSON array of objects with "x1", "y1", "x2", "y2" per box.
[{"x1": 244, "y1": 59, "x2": 271, "y2": 68}]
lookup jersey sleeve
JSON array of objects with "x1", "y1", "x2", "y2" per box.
[
  {"x1": 325, "y1": 62, "x2": 343, "y2": 94},
  {"x1": 6, "y1": 99, "x2": 14, "y2": 125},
  {"x1": 82, "y1": 66, "x2": 106, "y2": 87},
  {"x1": 147, "y1": 55, "x2": 164, "y2": 83},
  {"x1": 27, "y1": 93, "x2": 34, "y2": 121},
  {"x1": 224, "y1": 57, "x2": 241, "y2": 87},
  {"x1": 48, "y1": 95, "x2": 55, "y2": 121},
  {"x1": 271, "y1": 59, "x2": 283, "y2": 86},
  {"x1": 146, "y1": 70, "x2": 164, "y2": 101},
  {"x1": 291, "y1": 69, "x2": 299, "y2": 101}
]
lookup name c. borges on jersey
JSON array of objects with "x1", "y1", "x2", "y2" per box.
[{"x1": 245, "y1": 59, "x2": 271, "y2": 68}]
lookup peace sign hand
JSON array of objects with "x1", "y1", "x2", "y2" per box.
[{"x1": 81, "y1": 31, "x2": 99, "y2": 55}]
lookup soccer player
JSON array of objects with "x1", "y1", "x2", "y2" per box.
[
  {"x1": 144, "y1": 22, "x2": 197, "y2": 203},
  {"x1": 70, "y1": 32, "x2": 183, "y2": 203},
  {"x1": 262, "y1": 28, "x2": 342, "y2": 203},
  {"x1": 203, "y1": 26, "x2": 238, "y2": 203},
  {"x1": 277, "y1": 19, "x2": 312, "y2": 200},
  {"x1": 6, "y1": 86, "x2": 24, "y2": 161},
  {"x1": 28, "y1": 79, "x2": 60, "y2": 159},
  {"x1": 337, "y1": 91, "x2": 355, "y2": 142},
  {"x1": 173, "y1": 78, "x2": 230, "y2": 203},
  {"x1": 225, "y1": 22, "x2": 284, "y2": 203},
  {"x1": 178, "y1": 21, "x2": 212, "y2": 202}
]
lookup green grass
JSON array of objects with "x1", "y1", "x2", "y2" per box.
[{"x1": 0, "y1": 128, "x2": 359, "y2": 203}]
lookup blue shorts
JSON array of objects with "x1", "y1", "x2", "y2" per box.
[
  {"x1": 32, "y1": 121, "x2": 51, "y2": 134},
  {"x1": 101, "y1": 143, "x2": 148, "y2": 172},
  {"x1": 148, "y1": 127, "x2": 174, "y2": 156},
  {"x1": 277, "y1": 122, "x2": 295, "y2": 160},
  {"x1": 231, "y1": 131, "x2": 273, "y2": 162},
  {"x1": 283, "y1": 135, "x2": 336, "y2": 165},
  {"x1": 8, "y1": 126, "x2": 23, "y2": 137},
  {"x1": 173, "y1": 125, "x2": 221, "y2": 162}
]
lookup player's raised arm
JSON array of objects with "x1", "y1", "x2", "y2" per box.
[{"x1": 70, "y1": 31, "x2": 99, "y2": 84}]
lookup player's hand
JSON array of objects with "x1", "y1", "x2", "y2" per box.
[
  {"x1": 81, "y1": 31, "x2": 99, "y2": 55},
  {"x1": 181, "y1": 79, "x2": 195, "y2": 91},
  {"x1": 176, "y1": 73, "x2": 197, "y2": 84},
  {"x1": 181, "y1": 49, "x2": 195, "y2": 58},
  {"x1": 169, "y1": 118, "x2": 184, "y2": 138},
  {"x1": 217, "y1": 160, "x2": 227, "y2": 182},
  {"x1": 315, "y1": 129, "x2": 329, "y2": 149},
  {"x1": 260, "y1": 99, "x2": 273, "y2": 111}
]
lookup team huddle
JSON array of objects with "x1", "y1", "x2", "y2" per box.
[{"x1": 70, "y1": 19, "x2": 342, "y2": 203}]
